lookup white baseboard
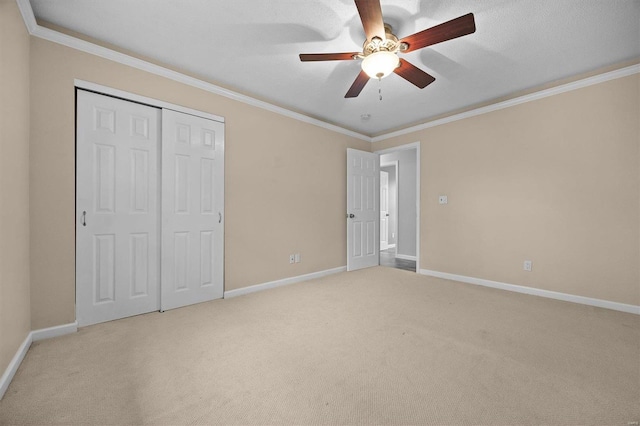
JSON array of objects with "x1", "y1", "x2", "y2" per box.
[
  {"x1": 0, "y1": 333, "x2": 32, "y2": 400},
  {"x1": 396, "y1": 254, "x2": 417, "y2": 261},
  {"x1": 419, "y1": 269, "x2": 640, "y2": 315},
  {"x1": 224, "y1": 266, "x2": 347, "y2": 299},
  {"x1": 32, "y1": 322, "x2": 78, "y2": 342},
  {"x1": 0, "y1": 322, "x2": 78, "y2": 400}
]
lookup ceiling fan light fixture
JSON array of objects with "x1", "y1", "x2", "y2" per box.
[{"x1": 361, "y1": 50, "x2": 399, "y2": 79}]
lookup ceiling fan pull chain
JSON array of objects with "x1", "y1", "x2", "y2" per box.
[{"x1": 378, "y1": 78, "x2": 383, "y2": 101}]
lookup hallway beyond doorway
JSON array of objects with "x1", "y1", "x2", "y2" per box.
[{"x1": 380, "y1": 248, "x2": 416, "y2": 272}]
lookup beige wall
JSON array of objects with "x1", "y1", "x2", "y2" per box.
[
  {"x1": 29, "y1": 38, "x2": 370, "y2": 329},
  {"x1": 0, "y1": 0, "x2": 31, "y2": 374},
  {"x1": 22, "y1": 15, "x2": 640, "y2": 333},
  {"x1": 374, "y1": 74, "x2": 640, "y2": 306}
]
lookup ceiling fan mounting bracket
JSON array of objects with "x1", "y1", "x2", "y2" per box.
[{"x1": 362, "y1": 23, "x2": 400, "y2": 57}]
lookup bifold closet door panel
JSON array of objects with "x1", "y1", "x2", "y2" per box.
[
  {"x1": 161, "y1": 109, "x2": 224, "y2": 311},
  {"x1": 76, "y1": 90, "x2": 161, "y2": 327}
]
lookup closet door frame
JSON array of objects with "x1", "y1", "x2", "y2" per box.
[
  {"x1": 74, "y1": 80, "x2": 225, "y2": 324},
  {"x1": 75, "y1": 80, "x2": 225, "y2": 124}
]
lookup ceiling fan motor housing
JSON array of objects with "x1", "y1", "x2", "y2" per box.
[{"x1": 363, "y1": 24, "x2": 400, "y2": 56}]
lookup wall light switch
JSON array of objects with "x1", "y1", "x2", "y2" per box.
[
  {"x1": 439, "y1": 195, "x2": 448, "y2": 205},
  {"x1": 294, "y1": 253, "x2": 301, "y2": 263},
  {"x1": 524, "y1": 260, "x2": 532, "y2": 272}
]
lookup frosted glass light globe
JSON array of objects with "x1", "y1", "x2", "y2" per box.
[{"x1": 361, "y1": 51, "x2": 399, "y2": 79}]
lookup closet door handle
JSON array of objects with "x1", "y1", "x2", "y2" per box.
[
  {"x1": 81, "y1": 211, "x2": 87, "y2": 227},
  {"x1": 218, "y1": 212, "x2": 222, "y2": 223}
]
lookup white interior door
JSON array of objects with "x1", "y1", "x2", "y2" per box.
[
  {"x1": 380, "y1": 170, "x2": 389, "y2": 250},
  {"x1": 161, "y1": 109, "x2": 224, "y2": 311},
  {"x1": 347, "y1": 148, "x2": 379, "y2": 271},
  {"x1": 76, "y1": 90, "x2": 160, "y2": 326}
]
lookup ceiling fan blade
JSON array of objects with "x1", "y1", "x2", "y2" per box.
[
  {"x1": 299, "y1": 53, "x2": 360, "y2": 61},
  {"x1": 400, "y1": 13, "x2": 475, "y2": 53},
  {"x1": 355, "y1": 0, "x2": 385, "y2": 42},
  {"x1": 394, "y1": 60, "x2": 435, "y2": 88},
  {"x1": 345, "y1": 70, "x2": 370, "y2": 98}
]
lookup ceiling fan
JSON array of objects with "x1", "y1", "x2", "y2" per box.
[{"x1": 299, "y1": 0, "x2": 476, "y2": 98}]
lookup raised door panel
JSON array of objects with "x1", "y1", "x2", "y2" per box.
[
  {"x1": 94, "y1": 144, "x2": 116, "y2": 214},
  {"x1": 201, "y1": 159, "x2": 214, "y2": 214},
  {"x1": 174, "y1": 155, "x2": 190, "y2": 213},
  {"x1": 94, "y1": 234, "x2": 115, "y2": 303},
  {"x1": 200, "y1": 231, "x2": 214, "y2": 287},
  {"x1": 173, "y1": 232, "x2": 190, "y2": 291},
  {"x1": 130, "y1": 233, "x2": 149, "y2": 297},
  {"x1": 130, "y1": 149, "x2": 149, "y2": 213}
]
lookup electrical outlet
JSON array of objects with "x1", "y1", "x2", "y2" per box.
[
  {"x1": 289, "y1": 254, "x2": 295, "y2": 264},
  {"x1": 523, "y1": 260, "x2": 532, "y2": 272},
  {"x1": 439, "y1": 195, "x2": 448, "y2": 205},
  {"x1": 294, "y1": 253, "x2": 301, "y2": 263}
]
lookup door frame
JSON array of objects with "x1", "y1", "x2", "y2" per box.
[
  {"x1": 75, "y1": 80, "x2": 224, "y2": 123},
  {"x1": 379, "y1": 160, "x2": 398, "y2": 250},
  {"x1": 379, "y1": 169, "x2": 390, "y2": 251},
  {"x1": 374, "y1": 142, "x2": 421, "y2": 272},
  {"x1": 74, "y1": 80, "x2": 225, "y2": 323}
]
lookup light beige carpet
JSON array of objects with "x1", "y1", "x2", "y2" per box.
[{"x1": 1, "y1": 267, "x2": 639, "y2": 425}]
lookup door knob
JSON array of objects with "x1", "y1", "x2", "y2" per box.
[
  {"x1": 386, "y1": 213, "x2": 389, "y2": 216},
  {"x1": 348, "y1": 213, "x2": 355, "y2": 218}
]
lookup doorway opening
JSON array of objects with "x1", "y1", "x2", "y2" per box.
[{"x1": 377, "y1": 143, "x2": 419, "y2": 273}]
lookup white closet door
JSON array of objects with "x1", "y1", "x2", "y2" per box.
[
  {"x1": 161, "y1": 109, "x2": 224, "y2": 311},
  {"x1": 347, "y1": 148, "x2": 379, "y2": 271},
  {"x1": 76, "y1": 90, "x2": 160, "y2": 327}
]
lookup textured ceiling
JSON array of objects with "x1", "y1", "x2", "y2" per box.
[{"x1": 30, "y1": 0, "x2": 640, "y2": 136}]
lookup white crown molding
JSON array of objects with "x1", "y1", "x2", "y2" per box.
[
  {"x1": 15, "y1": 0, "x2": 640, "y2": 144},
  {"x1": 420, "y1": 268, "x2": 640, "y2": 315},
  {"x1": 224, "y1": 266, "x2": 347, "y2": 299},
  {"x1": 15, "y1": 0, "x2": 370, "y2": 142},
  {"x1": 372, "y1": 64, "x2": 640, "y2": 143},
  {"x1": 15, "y1": 0, "x2": 36, "y2": 33}
]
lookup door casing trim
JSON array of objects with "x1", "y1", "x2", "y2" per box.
[{"x1": 375, "y1": 142, "x2": 421, "y2": 272}]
